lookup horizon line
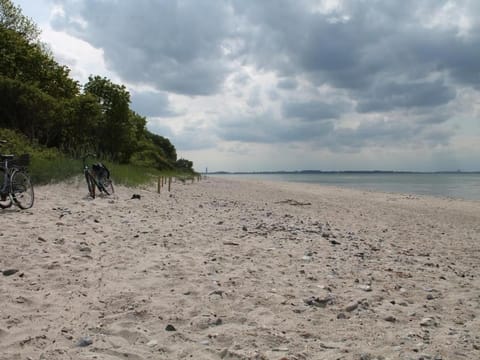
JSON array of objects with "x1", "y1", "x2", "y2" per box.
[{"x1": 205, "y1": 169, "x2": 480, "y2": 174}]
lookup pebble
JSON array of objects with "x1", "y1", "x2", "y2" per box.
[
  {"x1": 77, "y1": 336, "x2": 93, "y2": 347},
  {"x1": 345, "y1": 300, "x2": 359, "y2": 312},
  {"x1": 384, "y1": 315, "x2": 396, "y2": 322},
  {"x1": 420, "y1": 317, "x2": 436, "y2": 327},
  {"x1": 358, "y1": 284, "x2": 372, "y2": 292},
  {"x1": 304, "y1": 295, "x2": 334, "y2": 308},
  {"x1": 165, "y1": 324, "x2": 176, "y2": 331},
  {"x1": 146, "y1": 340, "x2": 158, "y2": 347},
  {"x1": 2, "y1": 269, "x2": 19, "y2": 276}
]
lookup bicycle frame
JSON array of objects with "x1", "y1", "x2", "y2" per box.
[{"x1": 0, "y1": 158, "x2": 12, "y2": 195}]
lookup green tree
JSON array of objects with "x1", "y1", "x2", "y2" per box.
[
  {"x1": 84, "y1": 75, "x2": 137, "y2": 162},
  {"x1": 61, "y1": 94, "x2": 103, "y2": 156},
  {"x1": 176, "y1": 158, "x2": 193, "y2": 171},
  {"x1": 0, "y1": 26, "x2": 79, "y2": 99},
  {"x1": 146, "y1": 131, "x2": 177, "y2": 162},
  {"x1": 0, "y1": 0, "x2": 40, "y2": 42},
  {"x1": 0, "y1": 2, "x2": 195, "y2": 172}
]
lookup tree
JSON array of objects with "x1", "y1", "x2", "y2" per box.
[
  {"x1": 0, "y1": 2, "x2": 195, "y2": 171},
  {"x1": 0, "y1": 26, "x2": 79, "y2": 98},
  {"x1": 84, "y1": 76, "x2": 136, "y2": 162},
  {"x1": 61, "y1": 94, "x2": 103, "y2": 156},
  {"x1": 176, "y1": 158, "x2": 193, "y2": 171},
  {"x1": 0, "y1": 0, "x2": 40, "y2": 43},
  {"x1": 146, "y1": 131, "x2": 177, "y2": 162}
]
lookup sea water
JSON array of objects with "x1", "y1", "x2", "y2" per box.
[{"x1": 214, "y1": 173, "x2": 480, "y2": 201}]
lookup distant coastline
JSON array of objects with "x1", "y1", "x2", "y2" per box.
[{"x1": 209, "y1": 170, "x2": 480, "y2": 175}]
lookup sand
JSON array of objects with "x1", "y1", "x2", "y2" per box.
[{"x1": 1, "y1": 176, "x2": 479, "y2": 360}]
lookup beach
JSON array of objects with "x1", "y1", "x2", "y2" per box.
[{"x1": 1, "y1": 176, "x2": 479, "y2": 360}]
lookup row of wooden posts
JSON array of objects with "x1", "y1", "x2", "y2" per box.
[{"x1": 156, "y1": 175, "x2": 202, "y2": 194}]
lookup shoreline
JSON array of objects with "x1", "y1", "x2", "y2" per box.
[
  {"x1": 210, "y1": 173, "x2": 480, "y2": 202},
  {"x1": 1, "y1": 177, "x2": 479, "y2": 359}
]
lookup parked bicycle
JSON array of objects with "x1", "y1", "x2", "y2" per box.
[
  {"x1": 0, "y1": 140, "x2": 34, "y2": 209},
  {"x1": 83, "y1": 154, "x2": 114, "y2": 198}
]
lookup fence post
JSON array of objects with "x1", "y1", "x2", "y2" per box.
[
  {"x1": 157, "y1": 177, "x2": 161, "y2": 193},
  {"x1": 168, "y1": 177, "x2": 171, "y2": 192}
]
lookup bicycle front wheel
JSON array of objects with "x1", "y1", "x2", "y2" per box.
[
  {"x1": 11, "y1": 170, "x2": 34, "y2": 209},
  {"x1": 85, "y1": 172, "x2": 96, "y2": 198}
]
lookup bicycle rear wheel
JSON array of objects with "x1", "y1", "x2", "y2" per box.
[
  {"x1": 0, "y1": 168, "x2": 13, "y2": 209},
  {"x1": 11, "y1": 170, "x2": 34, "y2": 209}
]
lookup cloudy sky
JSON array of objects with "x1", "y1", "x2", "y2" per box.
[{"x1": 15, "y1": 0, "x2": 480, "y2": 172}]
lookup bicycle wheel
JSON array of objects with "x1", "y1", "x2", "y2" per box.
[
  {"x1": 101, "y1": 178, "x2": 115, "y2": 195},
  {"x1": 85, "y1": 172, "x2": 96, "y2": 198},
  {"x1": 0, "y1": 168, "x2": 13, "y2": 209},
  {"x1": 11, "y1": 170, "x2": 34, "y2": 209}
]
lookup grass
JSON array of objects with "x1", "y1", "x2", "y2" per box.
[
  {"x1": 1, "y1": 128, "x2": 198, "y2": 187},
  {"x1": 29, "y1": 155, "x2": 197, "y2": 187}
]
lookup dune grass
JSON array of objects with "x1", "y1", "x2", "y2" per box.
[{"x1": 29, "y1": 155, "x2": 197, "y2": 187}]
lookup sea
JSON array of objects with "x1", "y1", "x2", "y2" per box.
[{"x1": 213, "y1": 172, "x2": 480, "y2": 201}]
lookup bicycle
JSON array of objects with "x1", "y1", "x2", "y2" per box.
[
  {"x1": 83, "y1": 154, "x2": 114, "y2": 198},
  {"x1": 0, "y1": 140, "x2": 34, "y2": 209}
]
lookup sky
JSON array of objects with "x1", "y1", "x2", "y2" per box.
[{"x1": 14, "y1": 0, "x2": 480, "y2": 172}]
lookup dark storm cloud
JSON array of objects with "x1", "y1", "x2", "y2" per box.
[
  {"x1": 326, "y1": 119, "x2": 454, "y2": 151},
  {"x1": 277, "y1": 78, "x2": 298, "y2": 90},
  {"x1": 230, "y1": 0, "x2": 480, "y2": 92},
  {"x1": 216, "y1": 112, "x2": 334, "y2": 143},
  {"x1": 214, "y1": 110, "x2": 455, "y2": 152},
  {"x1": 130, "y1": 91, "x2": 176, "y2": 117},
  {"x1": 52, "y1": 0, "x2": 233, "y2": 95},
  {"x1": 53, "y1": 0, "x2": 480, "y2": 96},
  {"x1": 283, "y1": 100, "x2": 348, "y2": 121},
  {"x1": 356, "y1": 80, "x2": 456, "y2": 113}
]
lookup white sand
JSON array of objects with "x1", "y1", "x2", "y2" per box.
[{"x1": 1, "y1": 176, "x2": 479, "y2": 360}]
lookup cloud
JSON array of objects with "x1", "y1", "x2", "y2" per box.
[
  {"x1": 52, "y1": 0, "x2": 235, "y2": 95},
  {"x1": 130, "y1": 91, "x2": 177, "y2": 117},
  {"x1": 45, "y1": 0, "x2": 480, "y2": 170},
  {"x1": 356, "y1": 80, "x2": 456, "y2": 113},
  {"x1": 277, "y1": 78, "x2": 298, "y2": 90},
  {"x1": 283, "y1": 100, "x2": 348, "y2": 121}
]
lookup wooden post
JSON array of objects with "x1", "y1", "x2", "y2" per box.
[
  {"x1": 168, "y1": 177, "x2": 171, "y2": 192},
  {"x1": 157, "y1": 177, "x2": 161, "y2": 193}
]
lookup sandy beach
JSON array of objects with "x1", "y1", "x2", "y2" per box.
[{"x1": 1, "y1": 176, "x2": 479, "y2": 360}]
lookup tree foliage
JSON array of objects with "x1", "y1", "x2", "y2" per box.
[
  {"x1": 0, "y1": 0, "x2": 40, "y2": 42},
  {"x1": 0, "y1": 1, "x2": 195, "y2": 172}
]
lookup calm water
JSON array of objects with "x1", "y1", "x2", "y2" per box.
[{"x1": 214, "y1": 173, "x2": 480, "y2": 200}]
